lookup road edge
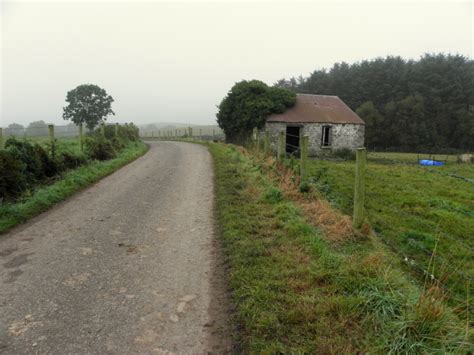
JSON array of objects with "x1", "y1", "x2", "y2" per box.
[{"x1": 0, "y1": 141, "x2": 149, "y2": 235}]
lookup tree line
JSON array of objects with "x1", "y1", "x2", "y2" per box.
[{"x1": 275, "y1": 53, "x2": 473, "y2": 152}]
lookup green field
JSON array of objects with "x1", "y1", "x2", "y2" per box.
[
  {"x1": 306, "y1": 153, "x2": 473, "y2": 310},
  {"x1": 208, "y1": 143, "x2": 469, "y2": 352}
]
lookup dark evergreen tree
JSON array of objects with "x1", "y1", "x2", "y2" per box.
[{"x1": 276, "y1": 53, "x2": 474, "y2": 152}]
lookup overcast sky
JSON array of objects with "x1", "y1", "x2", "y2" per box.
[{"x1": 1, "y1": 0, "x2": 472, "y2": 127}]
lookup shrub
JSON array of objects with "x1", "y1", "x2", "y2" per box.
[
  {"x1": 118, "y1": 123, "x2": 140, "y2": 141},
  {"x1": 4, "y1": 138, "x2": 56, "y2": 181},
  {"x1": 85, "y1": 137, "x2": 116, "y2": 161},
  {"x1": 94, "y1": 123, "x2": 139, "y2": 146},
  {"x1": 0, "y1": 150, "x2": 27, "y2": 199},
  {"x1": 57, "y1": 151, "x2": 87, "y2": 170},
  {"x1": 35, "y1": 144, "x2": 58, "y2": 177}
]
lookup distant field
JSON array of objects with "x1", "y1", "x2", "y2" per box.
[
  {"x1": 306, "y1": 153, "x2": 473, "y2": 309},
  {"x1": 367, "y1": 151, "x2": 461, "y2": 163}
]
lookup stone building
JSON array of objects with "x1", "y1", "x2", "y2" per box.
[{"x1": 265, "y1": 94, "x2": 365, "y2": 156}]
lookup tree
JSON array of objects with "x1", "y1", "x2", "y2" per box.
[
  {"x1": 62, "y1": 84, "x2": 114, "y2": 130},
  {"x1": 7, "y1": 123, "x2": 24, "y2": 129},
  {"x1": 275, "y1": 53, "x2": 474, "y2": 152},
  {"x1": 28, "y1": 120, "x2": 48, "y2": 128},
  {"x1": 356, "y1": 101, "x2": 384, "y2": 148},
  {"x1": 216, "y1": 80, "x2": 296, "y2": 144}
]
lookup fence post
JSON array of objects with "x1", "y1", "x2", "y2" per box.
[
  {"x1": 264, "y1": 131, "x2": 270, "y2": 155},
  {"x1": 277, "y1": 131, "x2": 285, "y2": 161},
  {"x1": 353, "y1": 148, "x2": 367, "y2": 229},
  {"x1": 79, "y1": 123, "x2": 84, "y2": 152},
  {"x1": 48, "y1": 124, "x2": 55, "y2": 157},
  {"x1": 252, "y1": 127, "x2": 259, "y2": 152},
  {"x1": 199, "y1": 128, "x2": 202, "y2": 140},
  {"x1": 48, "y1": 124, "x2": 54, "y2": 141},
  {"x1": 300, "y1": 135, "x2": 309, "y2": 181},
  {"x1": 100, "y1": 123, "x2": 105, "y2": 136},
  {"x1": 0, "y1": 127, "x2": 3, "y2": 149},
  {"x1": 114, "y1": 123, "x2": 119, "y2": 137}
]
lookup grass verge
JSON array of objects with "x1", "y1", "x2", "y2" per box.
[
  {"x1": 0, "y1": 141, "x2": 148, "y2": 233},
  {"x1": 208, "y1": 142, "x2": 471, "y2": 353}
]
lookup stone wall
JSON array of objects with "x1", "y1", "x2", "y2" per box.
[{"x1": 265, "y1": 122, "x2": 365, "y2": 157}]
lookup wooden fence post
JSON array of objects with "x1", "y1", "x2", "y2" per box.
[
  {"x1": 300, "y1": 135, "x2": 309, "y2": 181},
  {"x1": 353, "y1": 148, "x2": 367, "y2": 229},
  {"x1": 48, "y1": 124, "x2": 55, "y2": 157},
  {"x1": 277, "y1": 131, "x2": 285, "y2": 161},
  {"x1": 48, "y1": 124, "x2": 54, "y2": 141},
  {"x1": 253, "y1": 127, "x2": 259, "y2": 152},
  {"x1": 0, "y1": 127, "x2": 3, "y2": 149},
  {"x1": 79, "y1": 123, "x2": 84, "y2": 152},
  {"x1": 264, "y1": 131, "x2": 270, "y2": 155}
]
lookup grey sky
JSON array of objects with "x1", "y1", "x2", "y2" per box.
[{"x1": 1, "y1": 1, "x2": 472, "y2": 127}]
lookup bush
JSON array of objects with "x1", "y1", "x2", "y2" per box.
[
  {"x1": 94, "y1": 123, "x2": 139, "y2": 146},
  {"x1": 118, "y1": 123, "x2": 140, "y2": 141},
  {"x1": 85, "y1": 137, "x2": 116, "y2": 161},
  {"x1": 0, "y1": 150, "x2": 27, "y2": 200},
  {"x1": 4, "y1": 138, "x2": 57, "y2": 181},
  {"x1": 57, "y1": 151, "x2": 87, "y2": 170}
]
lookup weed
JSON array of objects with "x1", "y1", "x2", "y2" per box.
[{"x1": 263, "y1": 187, "x2": 283, "y2": 203}]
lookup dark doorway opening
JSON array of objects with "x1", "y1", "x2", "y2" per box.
[{"x1": 286, "y1": 126, "x2": 300, "y2": 155}]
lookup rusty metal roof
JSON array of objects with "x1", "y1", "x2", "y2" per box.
[{"x1": 267, "y1": 94, "x2": 365, "y2": 125}]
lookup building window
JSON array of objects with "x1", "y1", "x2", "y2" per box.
[{"x1": 321, "y1": 126, "x2": 332, "y2": 147}]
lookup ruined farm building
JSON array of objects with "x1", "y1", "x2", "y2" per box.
[{"x1": 266, "y1": 94, "x2": 365, "y2": 156}]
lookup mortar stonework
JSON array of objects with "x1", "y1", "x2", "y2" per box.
[{"x1": 265, "y1": 122, "x2": 364, "y2": 157}]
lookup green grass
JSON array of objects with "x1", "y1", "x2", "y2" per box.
[
  {"x1": 0, "y1": 141, "x2": 148, "y2": 233},
  {"x1": 207, "y1": 143, "x2": 469, "y2": 353},
  {"x1": 305, "y1": 154, "x2": 473, "y2": 312}
]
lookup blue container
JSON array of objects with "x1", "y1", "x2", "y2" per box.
[{"x1": 419, "y1": 159, "x2": 444, "y2": 166}]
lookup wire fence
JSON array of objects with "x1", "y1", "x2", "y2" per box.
[
  {"x1": 139, "y1": 126, "x2": 225, "y2": 140},
  {"x1": 2, "y1": 125, "x2": 83, "y2": 138},
  {"x1": 254, "y1": 127, "x2": 472, "y2": 315}
]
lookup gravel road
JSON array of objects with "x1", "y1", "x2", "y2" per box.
[{"x1": 0, "y1": 141, "x2": 232, "y2": 354}]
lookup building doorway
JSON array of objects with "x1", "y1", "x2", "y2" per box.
[{"x1": 286, "y1": 126, "x2": 300, "y2": 155}]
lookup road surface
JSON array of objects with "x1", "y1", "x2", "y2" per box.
[{"x1": 0, "y1": 141, "x2": 232, "y2": 354}]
